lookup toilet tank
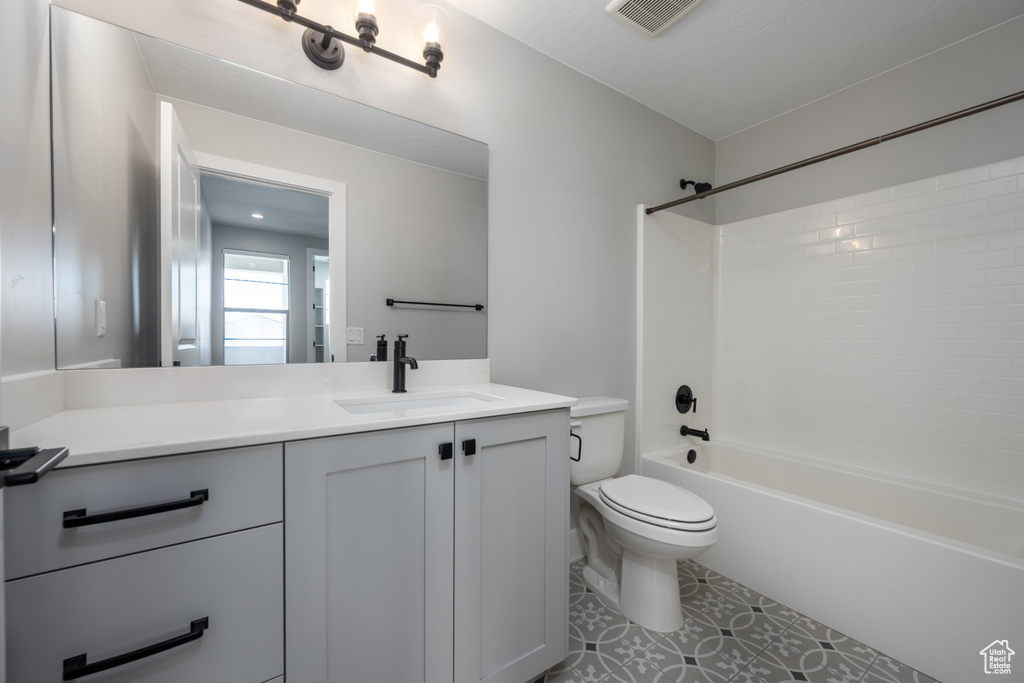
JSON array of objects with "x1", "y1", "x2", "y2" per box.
[{"x1": 569, "y1": 396, "x2": 629, "y2": 486}]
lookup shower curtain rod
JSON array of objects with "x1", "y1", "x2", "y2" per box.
[{"x1": 646, "y1": 88, "x2": 1024, "y2": 215}]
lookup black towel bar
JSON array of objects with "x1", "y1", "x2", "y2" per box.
[{"x1": 386, "y1": 298, "x2": 484, "y2": 311}]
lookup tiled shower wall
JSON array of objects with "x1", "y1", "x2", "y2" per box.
[
  {"x1": 715, "y1": 155, "x2": 1024, "y2": 500},
  {"x1": 639, "y1": 211, "x2": 714, "y2": 456}
]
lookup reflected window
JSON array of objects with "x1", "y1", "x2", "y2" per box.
[{"x1": 223, "y1": 250, "x2": 289, "y2": 365}]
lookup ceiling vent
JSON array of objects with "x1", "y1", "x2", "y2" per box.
[{"x1": 605, "y1": 0, "x2": 706, "y2": 37}]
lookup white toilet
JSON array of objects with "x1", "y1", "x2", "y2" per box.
[{"x1": 571, "y1": 396, "x2": 718, "y2": 632}]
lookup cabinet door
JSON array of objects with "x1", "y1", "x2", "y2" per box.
[
  {"x1": 455, "y1": 410, "x2": 569, "y2": 683},
  {"x1": 285, "y1": 424, "x2": 455, "y2": 683}
]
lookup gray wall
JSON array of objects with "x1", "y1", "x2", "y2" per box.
[
  {"x1": 210, "y1": 223, "x2": 328, "y2": 365},
  {"x1": 715, "y1": 15, "x2": 1024, "y2": 224},
  {"x1": 51, "y1": 8, "x2": 160, "y2": 369}
]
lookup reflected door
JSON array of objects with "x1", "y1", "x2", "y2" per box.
[{"x1": 160, "y1": 101, "x2": 202, "y2": 367}]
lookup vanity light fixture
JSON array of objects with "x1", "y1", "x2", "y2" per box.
[{"x1": 238, "y1": 0, "x2": 451, "y2": 78}]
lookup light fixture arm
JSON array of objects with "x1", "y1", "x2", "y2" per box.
[{"x1": 237, "y1": 0, "x2": 439, "y2": 77}]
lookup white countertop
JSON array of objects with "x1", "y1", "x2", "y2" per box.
[{"x1": 11, "y1": 383, "x2": 575, "y2": 467}]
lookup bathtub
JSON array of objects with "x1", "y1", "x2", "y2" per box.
[{"x1": 642, "y1": 443, "x2": 1024, "y2": 683}]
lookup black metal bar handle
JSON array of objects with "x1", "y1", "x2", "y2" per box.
[
  {"x1": 3, "y1": 446, "x2": 69, "y2": 486},
  {"x1": 63, "y1": 489, "x2": 209, "y2": 529},
  {"x1": 439, "y1": 442, "x2": 454, "y2": 461},
  {"x1": 62, "y1": 617, "x2": 209, "y2": 680},
  {"x1": 387, "y1": 298, "x2": 484, "y2": 311},
  {"x1": 463, "y1": 439, "x2": 477, "y2": 457}
]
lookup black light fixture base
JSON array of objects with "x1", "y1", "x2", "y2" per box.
[
  {"x1": 302, "y1": 28, "x2": 344, "y2": 70},
  {"x1": 423, "y1": 43, "x2": 444, "y2": 74}
]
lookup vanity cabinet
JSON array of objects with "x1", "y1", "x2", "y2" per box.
[
  {"x1": 4, "y1": 445, "x2": 284, "y2": 683},
  {"x1": 285, "y1": 409, "x2": 569, "y2": 683}
]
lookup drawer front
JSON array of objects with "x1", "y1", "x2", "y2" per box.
[
  {"x1": 6, "y1": 524, "x2": 283, "y2": 683},
  {"x1": 4, "y1": 444, "x2": 282, "y2": 579}
]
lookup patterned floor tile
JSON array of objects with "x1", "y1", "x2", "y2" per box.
[
  {"x1": 729, "y1": 585, "x2": 803, "y2": 626},
  {"x1": 653, "y1": 647, "x2": 747, "y2": 682},
  {"x1": 861, "y1": 655, "x2": 941, "y2": 683},
  {"x1": 679, "y1": 560, "x2": 741, "y2": 592},
  {"x1": 546, "y1": 560, "x2": 938, "y2": 683},
  {"x1": 786, "y1": 617, "x2": 878, "y2": 672}
]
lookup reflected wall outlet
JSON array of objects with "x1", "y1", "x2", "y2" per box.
[
  {"x1": 94, "y1": 299, "x2": 106, "y2": 337},
  {"x1": 346, "y1": 327, "x2": 364, "y2": 345}
]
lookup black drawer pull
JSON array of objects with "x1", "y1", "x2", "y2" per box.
[
  {"x1": 63, "y1": 489, "x2": 209, "y2": 529},
  {"x1": 62, "y1": 617, "x2": 209, "y2": 680}
]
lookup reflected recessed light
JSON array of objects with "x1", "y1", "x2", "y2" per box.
[{"x1": 252, "y1": 213, "x2": 264, "y2": 219}]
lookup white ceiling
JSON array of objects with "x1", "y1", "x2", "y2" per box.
[{"x1": 445, "y1": 0, "x2": 1024, "y2": 141}]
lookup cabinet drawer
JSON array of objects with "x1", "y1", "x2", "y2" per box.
[
  {"x1": 6, "y1": 524, "x2": 283, "y2": 683},
  {"x1": 4, "y1": 444, "x2": 282, "y2": 579}
]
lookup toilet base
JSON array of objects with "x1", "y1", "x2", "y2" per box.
[
  {"x1": 619, "y1": 549, "x2": 684, "y2": 632},
  {"x1": 581, "y1": 549, "x2": 684, "y2": 633}
]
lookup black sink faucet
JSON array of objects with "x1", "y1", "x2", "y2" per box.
[
  {"x1": 370, "y1": 334, "x2": 388, "y2": 361},
  {"x1": 392, "y1": 334, "x2": 418, "y2": 393}
]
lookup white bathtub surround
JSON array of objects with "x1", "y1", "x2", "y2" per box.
[
  {"x1": 637, "y1": 208, "x2": 715, "y2": 463},
  {"x1": 636, "y1": 155, "x2": 1024, "y2": 683},
  {"x1": 715, "y1": 155, "x2": 1024, "y2": 501},
  {"x1": 643, "y1": 446, "x2": 1024, "y2": 683}
]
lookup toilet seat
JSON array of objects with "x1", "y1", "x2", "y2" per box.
[{"x1": 599, "y1": 475, "x2": 716, "y2": 532}]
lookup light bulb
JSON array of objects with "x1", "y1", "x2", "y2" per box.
[{"x1": 414, "y1": 5, "x2": 450, "y2": 72}]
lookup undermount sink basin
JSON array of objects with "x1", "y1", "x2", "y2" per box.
[{"x1": 334, "y1": 390, "x2": 502, "y2": 415}]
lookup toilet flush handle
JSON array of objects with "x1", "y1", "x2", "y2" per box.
[{"x1": 569, "y1": 421, "x2": 582, "y2": 462}]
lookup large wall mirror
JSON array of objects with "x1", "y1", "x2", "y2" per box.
[{"x1": 51, "y1": 7, "x2": 487, "y2": 369}]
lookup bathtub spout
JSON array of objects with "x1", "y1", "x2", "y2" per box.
[{"x1": 680, "y1": 425, "x2": 710, "y2": 441}]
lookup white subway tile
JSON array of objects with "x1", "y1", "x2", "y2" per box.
[
  {"x1": 914, "y1": 190, "x2": 962, "y2": 211},
  {"x1": 893, "y1": 242, "x2": 935, "y2": 262},
  {"x1": 873, "y1": 195, "x2": 918, "y2": 219},
  {"x1": 988, "y1": 156, "x2": 1024, "y2": 178},
  {"x1": 986, "y1": 229, "x2": 1024, "y2": 250},
  {"x1": 934, "y1": 234, "x2": 987, "y2": 256},
  {"x1": 958, "y1": 250, "x2": 1015, "y2": 272},
  {"x1": 853, "y1": 249, "x2": 893, "y2": 267},
  {"x1": 871, "y1": 261, "x2": 913, "y2": 279},
  {"x1": 836, "y1": 205, "x2": 875, "y2": 226},
  {"x1": 937, "y1": 165, "x2": 989, "y2": 190},
  {"x1": 964, "y1": 212, "x2": 1015, "y2": 235},
  {"x1": 892, "y1": 208, "x2": 936, "y2": 230},
  {"x1": 987, "y1": 266, "x2": 1024, "y2": 287},
  {"x1": 852, "y1": 217, "x2": 894, "y2": 237},
  {"x1": 802, "y1": 243, "x2": 835, "y2": 258},
  {"x1": 872, "y1": 230, "x2": 917, "y2": 249},
  {"x1": 836, "y1": 238, "x2": 872, "y2": 253},
  {"x1": 987, "y1": 192, "x2": 1024, "y2": 215},
  {"x1": 959, "y1": 286, "x2": 1014, "y2": 306},
  {"x1": 961, "y1": 177, "x2": 1017, "y2": 203},
  {"x1": 934, "y1": 200, "x2": 987, "y2": 225}
]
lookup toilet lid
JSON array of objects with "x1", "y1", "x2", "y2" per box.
[{"x1": 599, "y1": 475, "x2": 715, "y2": 531}]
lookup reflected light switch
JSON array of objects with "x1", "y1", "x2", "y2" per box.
[
  {"x1": 95, "y1": 299, "x2": 106, "y2": 337},
  {"x1": 346, "y1": 327, "x2": 364, "y2": 345}
]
